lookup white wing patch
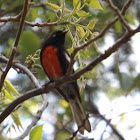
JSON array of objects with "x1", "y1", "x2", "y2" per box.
[{"x1": 65, "y1": 52, "x2": 71, "y2": 62}]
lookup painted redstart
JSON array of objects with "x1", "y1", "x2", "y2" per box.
[{"x1": 40, "y1": 30, "x2": 91, "y2": 134}]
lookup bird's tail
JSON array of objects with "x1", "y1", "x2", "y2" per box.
[{"x1": 69, "y1": 97, "x2": 91, "y2": 134}]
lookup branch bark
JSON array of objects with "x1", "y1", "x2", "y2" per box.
[
  {"x1": 106, "y1": 0, "x2": 132, "y2": 31},
  {"x1": 0, "y1": 55, "x2": 49, "y2": 139},
  {"x1": 0, "y1": 0, "x2": 28, "y2": 91},
  {"x1": 0, "y1": 55, "x2": 40, "y2": 88},
  {"x1": 17, "y1": 100, "x2": 49, "y2": 140}
]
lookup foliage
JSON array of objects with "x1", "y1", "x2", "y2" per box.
[
  {"x1": 30, "y1": 125, "x2": 43, "y2": 140},
  {"x1": 0, "y1": 0, "x2": 140, "y2": 140}
]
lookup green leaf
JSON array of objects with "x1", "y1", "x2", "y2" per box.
[
  {"x1": 27, "y1": 8, "x2": 38, "y2": 21},
  {"x1": 80, "y1": 50, "x2": 89, "y2": 59},
  {"x1": 73, "y1": 0, "x2": 81, "y2": 9},
  {"x1": 3, "y1": 90, "x2": 15, "y2": 100},
  {"x1": 56, "y1": 130, "x2": 70, "y2": 139},
  {"x1": 86, "y1": 0, "x2": 103, "y2": 10},
  {"x1": 59, "y1": 99, "x2": 69, "y2": 108},
  {"x1": 33, "y1": 64, "x2": 42, "y2": 69},
  {"x1": 25, "y1": 49, "x2": 41, "y2": 68},
  {"x1": 87, "y1": 20, "x2": 97, "y2": 30},
  {"x1": 77, "y1": 26, "x2": 85, "y2": 38},
  {"x1": 72, "y1": 16, "x2": 78, "y2": 22},
  {"x1": 30, "y1": 125, "x2": 43, "y2": 140},
  {"x1": 11, "y1": 113, "x2": 23, "y2": 130},
  {"x1": 114, "y1": 20, "x2": 122, "y2": 33},
  {"x1": 125, "y1": 15, "x2": 135, "y2": 25},
  {"x1": 4, "y1": 47, "x2": 12, "y2": 58},
  {"x1": 64, "y1": 8, "x2": 71, "y2": 12},
  {"x1": 1, "y1": 98, "x2": 12, "y2": 104},
  {"x1": 67, "y1": 48, "x2": 74, "y2": 55},
  {"x1": 75, "y1": 63, "x2": 87, "y2": 74},
  {"x1": 3, "y1": 38, "x2": 14, "y2": 57},
  {"x1": 85, "y1": 66, "x2": 98, "y2": 79},
  {"x1": 80, "y1": 79, "x2": 87, "y2": 94},
  {"x1": 47, "y1": 3, "x2": 60, "y2": 10},
  {"x1": 76, "y1": 10, "x2": 89, "y2": 17},
  {"x1": 8, "y1": 38, "x2": 14, "y2": 47},
  {"x1": 81, "y1": 31, "x2": 89, "y2": 41},
  {"x1": 19, "y1": 31, "x2": 40, "y2": 60},
  {"x1": 4, "y1": 80, "x2": 19, "y2": 95}
]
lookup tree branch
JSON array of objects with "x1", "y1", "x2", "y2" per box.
[
  {"x1": 121, "y1": 0, "x2": 133, "y2": 15},
  {"x1": 0, "y1": 25, "x2": 139, "y2": 125},
  {"x1": 0, "y1": 0, "x2": 28, "y2": 91},
  {"x1": 71, "y1": 25, "x2": 140, "y2": 81},
  {"x1": 100, "y1": 115, "x2": 125, "y2": 140},
  {"x1": 106, "y1": 0, "x2": 132, "y2": 31},
  {"x1": 0, "y1": 55, "x2": 40, "y2": 88},
  {"x1": 0, "y1": 13, "x2": 21, "y2": 23},
  {"x1": 66, "y1": 0, "x2": 133, "y2": 76},
  {"x1": 0, "y1": 87, "x2": 44, "y2": 124},
  {"x1": 24, "y1": 19, "x2": 61, "y2": 27},
  {"x1": 0, "y1": 16, "x2": 61, "y2": 27},
  {"x1": 0, "y1": 54, "x2": 49, "y2": 139},
  {"x1": 16, "y1": 100, "x2": 48, "y2": 140}
]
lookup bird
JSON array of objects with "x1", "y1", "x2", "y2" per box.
[{"x1": 40, "y1": 30, "x2": 91, "y2": 134}]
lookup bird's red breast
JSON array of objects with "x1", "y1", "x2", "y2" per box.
[{"x1": 41, "y1": 45, "x2": 63, "y2": 80}]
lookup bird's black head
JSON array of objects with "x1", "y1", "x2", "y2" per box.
[{"x1": 42, "y1": 30, "x2": 68, "y2": 49}]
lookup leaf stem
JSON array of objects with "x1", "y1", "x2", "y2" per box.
[
  {"x1": 61, "y1": 0, "x2": 65, "y2": 19},
  {"x1": 67, "y1": 0, "x2": 80, "y2": 22}
]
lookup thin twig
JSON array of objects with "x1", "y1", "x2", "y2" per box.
[
  {"x1": 0, "y1": 25, "x2": 139, "y2": 124},
  {"x1": 106, "y1": 0, "x2": 132, "y2": 31},
  {"x1": 100, "y1": 123, "x2": 108, "y2": 140},
  {"x1": 24, "y1": 19, "x2": 61, "y2": 27},
  {"x1": 0, "y1": 16, "x2": 61, "y2": 27},
  {"x1": 0, "y1": 55, "x2": 40, "y2": 88},
  {"x1": 100, "y1": 115, "x2": 125, "y2": 140},
  {"x1": 0, "y1": 0, "x2": 28, "y2": 91},
  {"x1": 88, "y1": 101, "x2": 125, "y2": 140},
  {"x1": 121, "y1": 0, "x2": 133, "y2": 15},
  {"x1": 17, "y1": 100, "x2": 48, "y2": 140},
  {"x1": 0, "y1": 13, "x2": 21, "y2": 22}
]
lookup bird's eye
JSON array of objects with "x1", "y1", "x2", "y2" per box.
[{"x1": 52, "y1": 34, "x2": 56, "y2": 37}]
